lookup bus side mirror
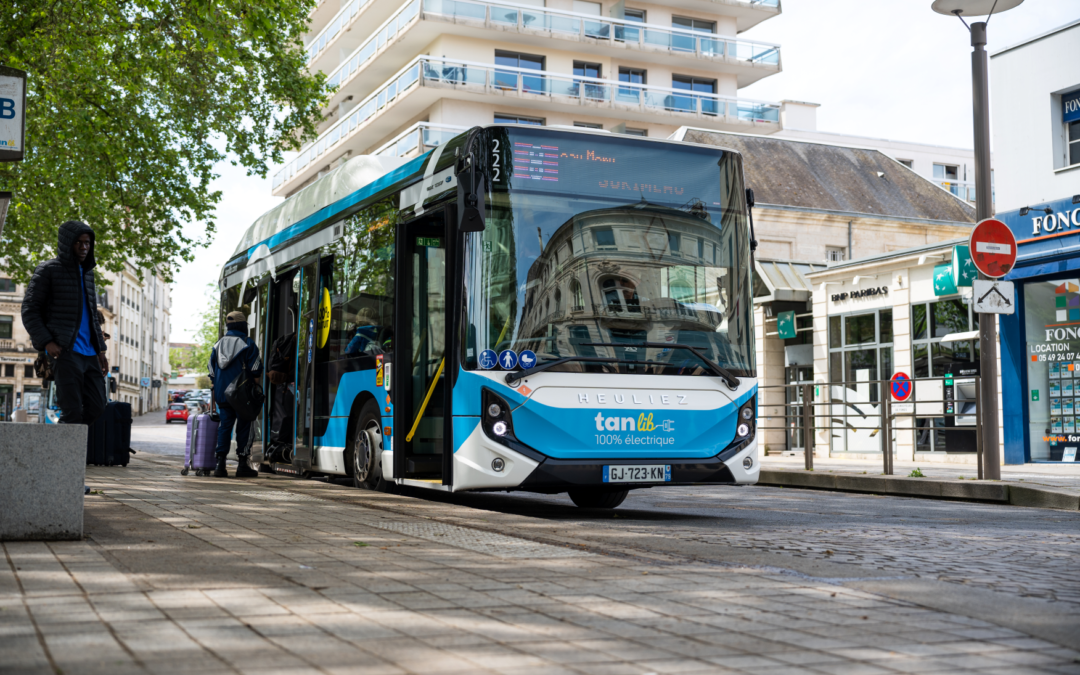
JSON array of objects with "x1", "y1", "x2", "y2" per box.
[
  {"x1": 456, "y1": 165, "x2": 486, "y2": 233},
  {"x1": 745, "y1": 187, "x2": 755, "y2": 208},
  {"x1": 109, "y1": 377, "x2": 117, "y2": 394}
]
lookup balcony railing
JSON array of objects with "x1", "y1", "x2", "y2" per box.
[
  {"x1": 274, "y1": 57, "x2": 781, "y2": 190},
  {"x1": 323, "y1": 0, "x2": 779, "y2": 89},
  {"x1": 305, "y1": 0, "x2": 374, "y2": 64},
  {"x1": 937, "y1": 180, "x2": 976, "y2": 202},
  {"x1": 374, "y1": 122, "x2": 468, "y2": 158}
]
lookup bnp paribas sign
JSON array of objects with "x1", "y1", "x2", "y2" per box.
[{"x1": 0, "y1": 65, "x2": 27, "y2": 163}]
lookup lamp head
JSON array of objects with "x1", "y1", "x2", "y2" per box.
[{"x1": 931, "y1": 0, "x2": 1024, "y2": 16}]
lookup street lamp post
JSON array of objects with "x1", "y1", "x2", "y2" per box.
[{"x1": 932, "y1": 0, "x2": 1024, "y2": 480}]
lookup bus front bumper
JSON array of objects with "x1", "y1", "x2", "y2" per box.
[{"x1": 516, "y1": 437, "x2": 758, "y2": 493}]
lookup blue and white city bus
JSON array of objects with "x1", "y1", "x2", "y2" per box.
[{"x1": 220, "y1": 126, "x2": 758, "y2": 508}]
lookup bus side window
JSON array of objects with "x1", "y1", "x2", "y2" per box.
[{"x1": 335, "y1": 208, "x2": 397, "y2": 359}]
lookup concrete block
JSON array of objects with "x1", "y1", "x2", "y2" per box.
[
  {"x1": 884, "y1": 477, "x2": 943, "y2": 498},
  {"x1": 759, "y1": 469, "x2": 835, "y2": 489},
  {"x1": 0, "y1": 424, "x2": 86, "y2": 540},
  {"x1": 1008, "y1": 485, "x2": 1080, "y2": 510}
]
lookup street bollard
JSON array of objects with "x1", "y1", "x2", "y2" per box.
[
  {"x1": 975, "y1": 376, "x2": 984, "y2": 480},
  {"x1": 882, "y1": 395, "x2": 892, "y2": 475},
  {"x1": 802, "y1": 383, "x2": 814, "y2": 471}
]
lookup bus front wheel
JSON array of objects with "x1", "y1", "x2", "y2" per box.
[
  {"x1": 351, "y1": 400, "x2": 389, "y2": 492},
  {"x1": 568, "y1": 489, "x2": 629, "y2": 509}
]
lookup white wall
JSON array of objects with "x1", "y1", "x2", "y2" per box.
[{"x1": 991, "y1": 21, "x2": 1080, "y2": 212}]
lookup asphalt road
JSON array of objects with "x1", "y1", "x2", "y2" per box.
[{"x1": 131, "y1": 410, "x2": 1080, "y2": 647}]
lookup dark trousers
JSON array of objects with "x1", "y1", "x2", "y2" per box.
[
  {"x1": 269, "y1": 383, "x2": 294, "y2": 445},
  {"x1": 53, "y1": 351, "x2": 106, "y2": 425},
  {"x1": 215, "y1": 402, "x2": 252, "y2": 460}
]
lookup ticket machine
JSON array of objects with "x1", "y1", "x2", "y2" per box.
[{"x1": 943, "y1": 361, "x2": 979, "y2": 453}]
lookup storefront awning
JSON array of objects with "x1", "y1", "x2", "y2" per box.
[{"x1": 754, "y1": 259, "x2": 826, "y2": 304}]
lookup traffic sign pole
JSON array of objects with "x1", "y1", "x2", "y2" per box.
[{"x1": 971, "y1": 22, "x2": 1001, "y2": 480}]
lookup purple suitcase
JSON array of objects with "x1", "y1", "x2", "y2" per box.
[{"x1": 181, "y1": 413, "x2": 219, "y2": 476}]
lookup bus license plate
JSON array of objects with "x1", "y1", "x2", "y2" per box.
[{"x1": 603, "y1": 465, "x2": 671, "y2": 483}]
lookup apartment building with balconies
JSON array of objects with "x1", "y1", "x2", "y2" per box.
[{"x1": 274, "y1": 0, "x2": 786, "y2": 197}]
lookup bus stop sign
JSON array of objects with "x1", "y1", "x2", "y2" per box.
[
  {"x1": 891, "y1": 372, "x2": 912, "y2": 401},
  {"x1": 969, "y1": 218, "x2": 1017, "y2": 278}
]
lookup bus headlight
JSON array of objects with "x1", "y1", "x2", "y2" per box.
[
  {"x1": 743, "y1": 456, "x2": 754, "y2": 470},
  {"x1": 482, "y1": 388, "x2": 518, "y2": 445},
  {"x1": 741, "y1": 406, "x2": 754, "y2": 421},
  {"x1": 737, "y1": 423, "x2": 750, "y2": 438}
]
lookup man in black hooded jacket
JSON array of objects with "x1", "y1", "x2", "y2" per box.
[{"x1": 22, "y1": 221, "x2": 109, "y2": 425}]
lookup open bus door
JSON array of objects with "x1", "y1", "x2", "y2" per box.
[{"x1": 395, "y1": 208, "x2": 454, "y2": 484}]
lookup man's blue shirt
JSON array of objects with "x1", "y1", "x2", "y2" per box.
[{"x1": 71, "y1": 268, "x2": 97, "y2": 356}]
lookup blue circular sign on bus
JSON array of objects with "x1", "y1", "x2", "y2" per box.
[
  {"x1": 519, "y1": 350, "x2": 537, "y2": 369},
  {"x1": 498, "y1": 350, "x2": 518, "y2": 370},
  {"x1": 478, "y1": 349, "x2": 497, "y2": 370}
]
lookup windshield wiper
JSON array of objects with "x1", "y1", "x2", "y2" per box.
[
  {"x1": 584, "y1": 342, "x2": 741, "y2": 390},
  {"x1": 504, "y1": 356, "x2": 617, "y2": 385}
]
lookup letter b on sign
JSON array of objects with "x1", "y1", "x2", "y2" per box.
[{"x1": 0, "y1": 98, "x2": 15, "y2": 119}]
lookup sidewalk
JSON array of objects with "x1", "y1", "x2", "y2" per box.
[
  {"x1": 760, "y1": 455, "x2": 1080, "y2": 508},
  {"x1": 3, "y1": 456, "x2": 1078, "y2": 674}
]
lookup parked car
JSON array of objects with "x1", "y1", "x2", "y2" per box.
[{"x1": 166, "y1": 403, "x2": 190, "y2": 424}]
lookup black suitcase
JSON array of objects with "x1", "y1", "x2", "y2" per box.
[{"x1": 86, "y1": 401, "x2": 134, "y2": 466}]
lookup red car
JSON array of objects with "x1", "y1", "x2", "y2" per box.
[{"x1": 166, "y1": 403, "x2": 190, "y2": 424}]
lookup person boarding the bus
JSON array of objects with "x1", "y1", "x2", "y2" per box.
[
  {"x1": 209, "y1": 311, "x2": 262, "y2": 478},
  {"x1": 266, "y1": 308, "x2": 297, "y2": 461}
]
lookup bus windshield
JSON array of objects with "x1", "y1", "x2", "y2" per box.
[{"x1": 463, "y1": 128, "x2": 754, "y2": 376}]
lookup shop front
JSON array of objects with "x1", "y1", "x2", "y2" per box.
[{"x1": 1000, "y1": 196, "x2": 1080, "y2": 463}]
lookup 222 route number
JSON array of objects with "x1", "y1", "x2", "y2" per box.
[{"x1": 491, "y1": 139, "x2": 501, "y2": 183}]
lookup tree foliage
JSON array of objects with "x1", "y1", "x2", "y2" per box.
[{"x1": 0, "y1": 0, "x2": 328, "y2": 282}]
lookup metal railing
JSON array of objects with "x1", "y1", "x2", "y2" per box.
[
  {"x1": 373, "y1": 122, "x2": 468, "y2": 158},
  {"x1": 319, "y1": 0, "x2": 781, "y2": 81},
  {"x1": 758, "y1": 376, "x2": 985, "y2": 479},
  {"x1": 274, "y1": 56, "x2": 782, "y2": 189}
]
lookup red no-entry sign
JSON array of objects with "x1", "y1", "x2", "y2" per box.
[
  {"x1": 891, "y1": 372, "x2": 912, "y2": 402},
  {"x1": 969, "y1": 218, "x2": 1017, "y2": 278}
]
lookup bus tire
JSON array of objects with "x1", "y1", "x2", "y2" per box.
[
  {"x1": 568, "y1": 489, "x2": 629, "y2": 509},
  {"x1": 351, "y1": 399, "x2": 388, "y2": 492}
]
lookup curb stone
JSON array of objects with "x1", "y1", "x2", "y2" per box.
[{"x1": 758, "y1": 469, "x2": 1079, "y2": 510}]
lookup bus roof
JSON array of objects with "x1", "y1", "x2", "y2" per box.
[{"x1": 229, "y1": 154, "x2": 411, "y2": 259}]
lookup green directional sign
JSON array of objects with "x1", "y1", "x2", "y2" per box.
[
  {"x1": 777, "y1": 310, "x2": 797, "y2": 339},
  {"x1": 952, "y1": 244, "x2": 975, "y2": 288},
  {"x1": 933, "y1": 262, "x2": 957, "y2": 296}
]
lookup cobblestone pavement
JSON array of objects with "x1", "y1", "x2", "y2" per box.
[{"x1": 1, "y1": 457, "x2": 1078, "y2": 675}]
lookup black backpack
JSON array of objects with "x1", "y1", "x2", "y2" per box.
[{"x1": 225, "y1": 357, "x2": 264, "y2": 422}]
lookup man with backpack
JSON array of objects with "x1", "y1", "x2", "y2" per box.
[{"x1": 209, "y1": 311, "x2": 262, "y2": 478}]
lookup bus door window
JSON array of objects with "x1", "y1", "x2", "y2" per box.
[
  {"x1": 293, "y1": 259, "x2": 318, "y2": 469},
  {"x1": 403, "y1": 224, "x2": 447, "y2": 477},
  {"x1": 312, "y1": 256, "x2": 334, "y2": 440},
  {"x1": 267, "y1": 273, "x2": 299, "y2": 463}
]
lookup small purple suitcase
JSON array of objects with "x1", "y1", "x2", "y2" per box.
[{"x1": 181, "y1": 413, "x2": 219, "y2": 476}]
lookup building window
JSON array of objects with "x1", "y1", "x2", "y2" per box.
[
  {"x1": 826, "y1": 247, "x2": 845, "y2": 262},
  {"x1": 1069, "y1": 119, "x2": 1080, "y2": 167},
  {"x1": 24, "y1": 365, "x2": 33, "y2": 378},
  {"x1": 672, "y1": 16, "x2": 715, "y2": 32},
  {"x1": 493, "y1": 113, "x2": 544, "y2": 126},
  {"x1": 3, "y1": 364, "x2": 13, "y2": 378},
  {"x1": 624, "y1": 8, "x2": 645, "y2": 21},
  {"x1": 623, "y1": 127, "x2": 647, "y2": 137},
  {"x1": 593, "y1": 227, "x2": 616, "y2": 249},
  {"x1": 897, "y1": 159, "x2": 914, "y2": 169},
  {"x1": 933, "y1": 163, "x2": 959, "y2": 181},
  {"x1": 671, "y1": 75, "x2": 718, "y2": 115},
  {"x1": 573, "y1": 122, "x2": 602, "y2": 129},
  {"x1": 0, "y1": 278, "x2": 15, "y2": 293},
  {"x1": 1024, "y1": 277, "x2": 1080, "y2": 461},
  {"x1": 601, "y1": 277, "x2": 641, "y2": 313},
  {"x1": 494, "y1": 51, "x2": 545, "y2": 93},
  {"x1": 910, "y1": 299, "x2": 977, "y2": 379},
  {"x1": 827, "y1": 309, "x2": 894, "y2": 453},
  {"x1": 573, "y1": 61, "x2": 604, "y2": 100},
  {"x1": 617, "y1": 67, "x2": 646, "y2": 101},
  {"x1": 0, "y1": 315, "x2": 11, "y2": 339}
]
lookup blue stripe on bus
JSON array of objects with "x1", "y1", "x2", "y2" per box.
[
  {"x1": 246, "y1": 152, "x2": 433, "y2": 260},
  {"x1": 313, "y1": 368, "x2": 384, "y2": 449},
  {"x1": 453, "y1": 417, "x2": 480, "y2": 453}
]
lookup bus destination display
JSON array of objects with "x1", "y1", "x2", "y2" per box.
[{"x1": 506, "y1": 129, "x2": 724, "y2": 206}]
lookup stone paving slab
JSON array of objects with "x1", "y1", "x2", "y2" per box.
[{"x1": 1, "y1": 457, "x2": 1078, "y2": 675}]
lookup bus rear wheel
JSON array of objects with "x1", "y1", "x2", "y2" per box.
[
  {"x1": 568, "y1": 489, "x2": 629, "y2": 509},
  {"x1": 351, "y1": 400, "x2": 388, "y2": 492}
]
